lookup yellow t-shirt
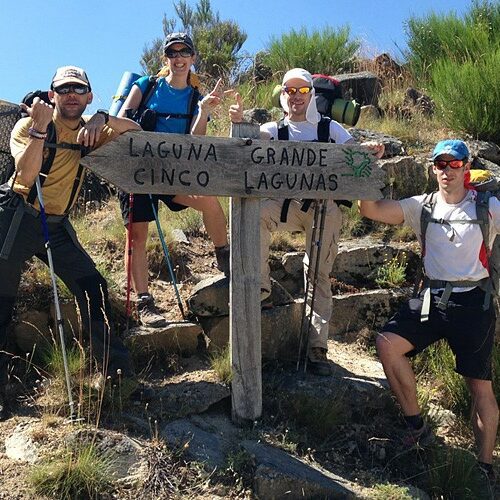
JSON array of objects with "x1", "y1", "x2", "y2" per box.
[{"x1": 10, "y1": 115, "x2": 118, "y2": 215}]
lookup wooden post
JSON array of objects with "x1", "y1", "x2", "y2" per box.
[
  {"x1": 230, "y1": 123, "x2": 262, "y2": 423},
  {"x1": 80, "y1": 130, "x2": 385, "y2": 424}
]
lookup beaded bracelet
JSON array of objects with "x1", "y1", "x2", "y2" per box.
[{"x1": 28, "y1": 127, "x2": 47, "y2": 140}]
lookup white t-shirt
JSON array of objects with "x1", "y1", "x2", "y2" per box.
[
  {"x1": 260, "y1": 118, "x2": 353, "y2": 144},
  {"x1": 400, "y1": 190, "x2": 500, "y2": 283}
]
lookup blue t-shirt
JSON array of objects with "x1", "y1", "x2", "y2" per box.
[{"x1": 134, "y1": 75, "x2": 201, "y2": 134}]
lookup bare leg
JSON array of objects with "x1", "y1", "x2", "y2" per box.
[
  {"x1": 465, "y1": 377, "x2": 499, "y2": 464},
  {"x1": 125, "y1": 221, "x2": 150, "y2": 295},
  {"x1": 172, "y1": 195, "x2": 227, "y2": 247},
  {"x1": 376, "y1": 331, "x2": 420, "y2": 416}
]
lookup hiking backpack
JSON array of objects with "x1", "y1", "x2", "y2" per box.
[{"x1": 416, "y1": 188, "x2": 499, "y2": 316}]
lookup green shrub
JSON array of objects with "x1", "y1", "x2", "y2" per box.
[
  {"x1": 405, "y1": 1, "x2": 500, "y2": 82},
  {"x1": 29, "y1": 444, "x2": 114, "y2": 499},
  {"x1": 430, "y1": 48, "x2": 500, "y2": 143},
  {"x1": 264, "y1": 26, "x2": 360, "y2": 76},
  {"x1": 375, "y1": 255, "x2": 407, "y2": 288},
  {"x1": 210, "y1": 345, "x2": 232, "y2": 384}
]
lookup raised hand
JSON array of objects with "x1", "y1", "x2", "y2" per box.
[
  {"x1": 199, "y1": 78, "x2": 234, "y2": 115},
  {"x1": 229, "y1": 92, "x2": 244, "y2": 123},
  {"x1": 20, "y1": 97, "x2": 53, "y2": 132}
]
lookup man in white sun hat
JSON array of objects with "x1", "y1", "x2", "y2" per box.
[{"x1": 230, "y1": 68, "x2": 384, "y2": 375}]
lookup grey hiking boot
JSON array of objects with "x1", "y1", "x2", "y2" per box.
[
  {"x1": 137, "y1": 294, "x2": 167, "y2": 328},
  {"x1": 307, "y1": 347, "x2": 331, "y2": 376},
  {"x1": 215, "y1": 245, "x2": 230, "y2": 276}
]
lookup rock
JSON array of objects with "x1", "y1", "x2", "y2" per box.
[
  {"x1": 5, "y1": 423, "x2": 39, "y2": 463},
  {"x1": 201, "y1": 301, "x2": 302, "y2": 360},
  {"x1": 125, "y1": 321, "x2": 203, "y2": 355},
  {"x1": 378, "y1": 156, "x2": 430, "y2": 199},
  {"x1": 332, "y1": 241, "x2": 418, "y2": 286},
  {"x1": 277, "y1": 241, "x2": 419, "y2": 289},
  {"x1": 374, "y1": 53, "x2": 405, "y2": 83},
  {"x1": 402, "y1": 87, "x2": 434, "y2": 117},
  {"x1": 243, "y1": 108, "x2": 272, "y2": 125},
  {"x1": 66, "y1": 428, "x2": 142, "y2": 480},
  {"x1": 171, "y1": 228, "x2": 189, "y2": 244},
  {"x1": 49, "y1": 300, "x2": 81, "y2": 339},
  {"x1": 13, "y1": 310, "x2": 51, "y2": 354},
  {"x1": 359, "y1": 105, "x2": 381, "y2": 121},
  {"x1": 330, "y1": 289, "x2": 409, "y2": 337},
  {"x1": 347, "y1": 128, "x2": 404, "y2": 158},
  {"x1": 161, "y1": 419, "x2": 228, "y2": 469},
  {"x1": 333, "y1": 71, "x2": 382, "y2": 106},
  {"x1": 467, "y1": 140, "x2": 500, "y2": 165},
  {"x1": 242, "y1": 440, "x2": 357, "y2": 499},
  {"x1": 156, "y1": 379, "x2": 230, "y2": 418},
  {"x1": 188, "y1": 276, "x2": 294, "y2": 318}
]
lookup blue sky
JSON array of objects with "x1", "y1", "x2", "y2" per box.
[{"x1": 0, "y1": 0, "x2": 473, "y2": 111}]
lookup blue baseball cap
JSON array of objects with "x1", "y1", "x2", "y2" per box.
[{"x1": 432, "y1": 140, "x2": 469, "y2": 160}]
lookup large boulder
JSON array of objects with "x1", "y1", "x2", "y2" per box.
[
  {"x1": 187, "y1": 275, "x2": 294, "y2": 318},
  {"x1": 125, "y1": 322, "x2": 203, "y2": 355},
  {"x1": 333, "y1": 71, "x2": 382, "y2": 106},
  {"x1": 379, "y1": 155, "x2": 430, "y2": 199},
  {"x1": 348, "y1": 129, "x2": 404, "y2": 158},
  {"x1": 330, "y1": 288, "x2": 409, "y2": 337},
  {"x1": 200, "y1": 301, "x2": 302, "y2": 361},
  {"x1": 467, "y1": 140, "x2": 500, "y2": 165}
]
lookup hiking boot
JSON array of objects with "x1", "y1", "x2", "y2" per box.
[
  {"x1": 402, "y1": 423, "x2": 435, "y2": 447},
  {"x1": 307, "y1": 347, "x2": 331, "y2": 376},
  {"x1": 477, "y1": 461, "x2": 497, "y2": 488},
  {"x1": 137, "y1": 294, "x2": 167, "y2": 328},
  {"x1": 215, "y1": 245, "x2": 230, "y2": 276}
]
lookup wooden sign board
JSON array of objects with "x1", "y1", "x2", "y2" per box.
[{"x1": 81, "y1": 131, "x2": 385, "y2": 200}]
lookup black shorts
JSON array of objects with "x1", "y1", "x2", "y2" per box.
[
  {"x1": 383, "y1": 287, "x2": 496, "y2": 380},
  {"x1": 118, "y1": 192, "x2": 187, "y2": 225}
]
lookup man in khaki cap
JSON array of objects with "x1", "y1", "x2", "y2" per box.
[{"x1": 0, "y1": 65, "x2": 142, "y2": 418}]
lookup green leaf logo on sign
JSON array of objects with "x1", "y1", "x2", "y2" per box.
[{"x1": 342, "y1": 149, "x2": 372, "y2": 178}]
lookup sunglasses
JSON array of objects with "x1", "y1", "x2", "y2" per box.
[
  {"x1": 282, "y1": 86, "x2": 312, "y2": 96},
  {"x1": 434, "y1": 159, "x2": 466, "y2": 170},
  {"x1": 53, "y1": 84, "x2": 89, "y2": 95},
  {"x1": 165, "y1": 48, "x2": 194, "y2": 58}
]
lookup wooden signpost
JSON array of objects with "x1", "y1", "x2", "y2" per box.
[{"x1": 81, "y1": 126, "x2": 385, "y2": 424}]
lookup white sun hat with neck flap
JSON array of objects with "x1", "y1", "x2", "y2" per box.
[{"x1": 280, "y1": 68, "x2": 320, "y2": 124}]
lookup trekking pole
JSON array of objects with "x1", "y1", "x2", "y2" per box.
[
  {"x1": 125, "y1": 193, "x2": 134, "y2": 334},
  {"x1": 148, "y1": 195, "x2": 186, "y2": 319},
  {"x1": 35, "y1": 177, "x2": 75, "y2": 418},
  {"x1": 302, "y1": 200, "x2": 328, "y2": 374},
  {"x1": 296, "y1": 201, "x2": 321, "y2": 371}
]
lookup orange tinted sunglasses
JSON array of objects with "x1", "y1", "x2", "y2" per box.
[
  {"x1": 282, "y1": 86, "x2": 312, "y2": 96},
  {"x1": 434, "y1": 159, "x2": 465, "y2": 170}
]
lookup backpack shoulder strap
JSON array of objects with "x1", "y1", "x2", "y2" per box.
[
  {"x1": 420, "y1": 191, "x2": 437, "y2": 256},
  {"x1": 277, "y1": 118, "x2": 288, "y2": 140},
  {"x1": 475, "y1": 190, "x2": 492, "y2": 254},
  {"x1": 184, "y1": 87, "x2": 201, "y2": 134},
  {"x1": 26, "y1": 121, "x2": 57, "y2": 205},
  {"x1": 317, "y1": 116, "x2": 331, "y2": 143},
  {"x1": 135, "y1": 76, "x2": 158, "y2": 118}
]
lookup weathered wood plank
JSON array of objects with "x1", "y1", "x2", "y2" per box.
[
  {"x1": 81, "y1": 131, "x2": 384, "y2": 200},
  {"x1": 230, "y1": 123, "x2": 262, "y2": 424}
]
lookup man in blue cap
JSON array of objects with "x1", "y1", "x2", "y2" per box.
[{"x1": 359, "y1": 140, "x2": 499, "y2": 479}]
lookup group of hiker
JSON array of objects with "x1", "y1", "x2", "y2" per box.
[{"x1": 0, "y1": 31, "x2": 498, "y2": 477}]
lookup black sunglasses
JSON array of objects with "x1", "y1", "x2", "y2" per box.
[
  {"x1": 53, "y1": 84, "x2": 89, "y2": 95},
  {"x1": 165, "y1": 48, "x2": 194, "y2": 59}
]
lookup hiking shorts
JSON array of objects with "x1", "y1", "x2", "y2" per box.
[
  {"x1": 383, "y1": 287, "x2": 496, "y2": 380},
  {"x1": 118, "y1": 192, "x2": 187, "y2": 225}
]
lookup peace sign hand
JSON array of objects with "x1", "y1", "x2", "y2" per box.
[{"x1": 198, "y1": 78, "x2": 234, "y2": 115}]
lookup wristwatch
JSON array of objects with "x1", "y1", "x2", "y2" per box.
[{"x1": 96, "y1": 109, "x2": 110, "y2": 124}]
